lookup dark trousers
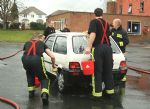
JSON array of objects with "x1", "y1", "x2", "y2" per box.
[
  {"x1": 92, "y1": 44, "x2": 114, "y2": 97},
  {"x1": 22, "y1": 55, "x2": 50, "y2": 95}
]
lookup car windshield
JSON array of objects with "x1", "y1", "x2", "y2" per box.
[{"x1": 73, "y1": 35, "x2": 87, "y2": 54}]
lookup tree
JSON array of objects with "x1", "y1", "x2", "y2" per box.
[
  {"x1": 0, "y1": 0, "x2": 13, "y2": 29},
  {"x1": 10, "y1": 0, "x2": 18, "y2": 22}
]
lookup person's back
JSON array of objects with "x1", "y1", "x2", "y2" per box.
[
  {"x1": 22, "y1": 32, "x2": 55, "y2": 105},
  {"x1": 88, "y1": 18, "x2": 110, "y2": 47},
  {"x1": 85, "y1": 8, "x2": 114, "y2": 100}
]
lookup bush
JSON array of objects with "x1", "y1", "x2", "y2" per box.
[
  {"x1": 30, "y1": 22, "x2": 45, "y2": 30},
  {"x1": 9, "y1": 23, "x2": 21, "y2": 29}
]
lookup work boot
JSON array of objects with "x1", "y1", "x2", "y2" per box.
[
  {"x1": 103, "y1": 92, "x2": 114, "y2": 99},
  {"x1": 29, "y1": 91, "x2": 34, "y2": 98},
  {"x1": 89, "y1": 95, "x2": 104, "y2": 102},
  {"x1": 41, "y1": 93, "x2": 49, "y2": 105}
]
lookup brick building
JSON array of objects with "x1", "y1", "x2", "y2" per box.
[
  {"x1": 116, "y1": 0, "x2": 150, "y2": 16},
  {"x1": 47, "y1": 10, "x2": 150, "y2": 42}
]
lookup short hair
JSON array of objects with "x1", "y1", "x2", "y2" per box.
[
  {"x1": 31, "y1": 32, "x2": 44, "y2": 39},
  {"x1": 94, "y1": 8, "x2": 103, "y2": 17}
]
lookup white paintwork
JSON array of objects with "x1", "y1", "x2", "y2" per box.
[{"x1": 43, "y1": 32, "x2": 125, "y2": 76}]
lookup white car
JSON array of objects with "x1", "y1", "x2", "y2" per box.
[{"x1": 43, "y1": 32, "x2": 127, "y2": 93}]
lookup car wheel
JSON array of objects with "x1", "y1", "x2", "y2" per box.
[{"x1": 57, "y1": 72, "x2": 66, "y2": 93}]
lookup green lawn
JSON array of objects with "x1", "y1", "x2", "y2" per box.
[{"x1": 0, "y1": 30, "x2": 43, "y2": 43}]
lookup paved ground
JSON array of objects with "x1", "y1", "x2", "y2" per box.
[{"x1": 0, "y1": 42, "x2": 150, "y2": 109}]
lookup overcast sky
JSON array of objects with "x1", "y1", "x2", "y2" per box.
[{"x1": 19, "y1": 0, "x2": 107, "y2": 15}]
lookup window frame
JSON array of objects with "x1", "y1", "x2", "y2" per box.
[
  {"x1": 53, "y1": 36, "x2": 67, "y2": 54},
  {"x1": 72, "y1": 35, "x2": 87, "y2": 54},
  {"x1": 45, "y1": 35, "x2": 56, "y2": 50},
  {"x1": 128, "y1": 3, "x2": 132, "y2": 14},
  {"x1": 127, "y1": 20, "x2": 141, "y2": 35},
  {"x1": 31, "y1": 14, "x2": 34, "y2": 18},
  {"x1": 140, "y1": 1, "x2": 144, "y2": 13}
]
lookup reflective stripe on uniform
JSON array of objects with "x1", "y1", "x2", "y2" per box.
[
  {"x1": 48, "y1": 80, "x2": 50, "y2": 94},
  {"x1": 92, "y1": 91, "x2": 102, "y2": 97},
  {"x1": 117, "y1": 34, "x2": 122, "y2": 38},
  {"x1": 119, "y1": 41, "x2": 124, "y2": 46},
  {"x1": 112, "y1": 32, "x2": 114, "y2": 36},
  {"x1": 91, "y1": 48, "x2": 102, "y2": 97},
  {"x1": 28, "y1": 86, "x2": 35, "y2": 91},
  {"x1": 41, "y1": 88, "x2": 49, "y2": 95},
  {"x1": 121, "y1": 75, "x2": 126, "y2": 81},
  {"x1": 41, "y1": 57, "x2": 48, "y2": 79},
  {"x1": 106, "y1": 89, "x2": 114, "y2": 94}
]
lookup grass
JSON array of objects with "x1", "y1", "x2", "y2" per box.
[{"x1": 0, "y1": 30, "x2": 43, "y2": 43}]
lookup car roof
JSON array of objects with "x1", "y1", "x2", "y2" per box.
[{"x1": 51, "y1": 32, "x2": 86, "y2": 37}]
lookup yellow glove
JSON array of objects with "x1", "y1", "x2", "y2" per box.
[{"x1": 52, "y1": 66, "x2": 58, "y2": 72}]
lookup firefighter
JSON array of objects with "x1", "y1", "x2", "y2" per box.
[
  {"x1": 111, "y1": 19, "x2": 129, "y2": 53},
  {"x1": 85, "y1": 8, "x2": 114, "y2": 100},
  {"x1": 61, "y1": 24, "x2": 70, "y2": 32},
  {"x1": 21, "y1": 32, "x2": 56, "y2": 105},
  {"x1": 44, "y1": 20, "x2": 55, "y2": 39}
]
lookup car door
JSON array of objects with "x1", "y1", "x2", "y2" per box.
[
  {"x1": 53, "y1": 36, "x2": 68, "y2": 69},
  {"x1": 43, "y1": 35, "x2": 56, "y2": 75},
  {"x1": 109, "y1": 36, "x2": 125, "y2": 69}
]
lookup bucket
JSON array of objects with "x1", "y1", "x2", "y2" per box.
[
  {"x1": 81, "y1": 60, "x2": 94, "y2": 75},
  {"x1": 35, "y1": 76, "x2": 40, "y2": 87}
]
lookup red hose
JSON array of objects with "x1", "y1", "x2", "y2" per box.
[
  {"x1": 128, "y1": 66, "x2": 150, "y2": 75},
  {"x1": 0, "y1": 49, "x2": 23, "y2": 60},
  {"x1": 0, "y1": 97, "x2": 20, "y2": 109}
]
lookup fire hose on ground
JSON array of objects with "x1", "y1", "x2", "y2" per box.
[
  {"x1": 0, "y1": 97, "x2": 20, "y2": 109},
  {"x1": 0, "y1": 50, "x2": 22, "y2": 108},
  {"x1": 128, "y1": 66, "x2": 150, "y2": 75},
  {"x1": 0, "y1": 49, "x2": 23, "y2": 60}
]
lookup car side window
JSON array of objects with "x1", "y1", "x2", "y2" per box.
[
  {"x1": 45, "y1": 35, "x2": 56, "y2": 50},
  {"x1": 53, "y1": 36, "x2": 67, "y2": 54},
  {"x1": 73, "y1": 36, "x2": 87, "y2": 54},
  {"x1": 110, "y1": 36, "x2": 120, "y2": 54}
]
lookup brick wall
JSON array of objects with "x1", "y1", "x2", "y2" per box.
[
  {"x1": 107, "y1": 1, "x2": 116, "y2": 14},
  {"x1": 116, "y1": 0, "x2": 150, "y2": 16},
  {"x1": 48, "y1": 12, "x2": 150, "y2": 42}
]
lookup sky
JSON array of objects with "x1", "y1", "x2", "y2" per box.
[{"x1": 19, "y1": 0, "x2": 107, "y2": 15}]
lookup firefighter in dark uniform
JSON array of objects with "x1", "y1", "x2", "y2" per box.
[
  {"x1": 111, "y1": 19, "x2": 129, "y2": 53},
  {"x1": 111, "y1": 19, "x2": 129, "y2": 82},
  {"x1": 61, "y1": 24, "x2": 70, "y2": 32},
  {"x1": 22, "y1": 32, "x2": 56, "y2": 105},
  {"x1": 44, "y1": 20, "x2": 55, "y2": 39},
  {"x1": 85, "y1": 8, "x2": 114, "y2": 99}
]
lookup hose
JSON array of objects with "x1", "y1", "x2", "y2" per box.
[
  {"x1": 128, "y1": 66, "x2": 150, "y2": 75},
  {"x1": 0, "y1": 97, "x2": 20, "y2": 109},
  {"x1": 0, "y1": 49, "x2": 23, "y2": 60}
]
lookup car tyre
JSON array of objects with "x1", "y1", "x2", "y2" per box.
[{"x1": 57, "y1": 71, "x2": 67, "y2": 93}]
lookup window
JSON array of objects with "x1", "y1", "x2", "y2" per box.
[
  {"x1": 140, "y1": 1, "x2": 144, "y2": 13},
  {"x1": 38, "y1": 15, "x2": 42, "y2": 18},
  {"x1": 53, "y1": 36, "x2": 67, "y2": 54},
  {"x1": 24, "y1": 14, "x2": 27, "y2": 18},
  {"x1": 73, "y1": 35, "x2": 87, "y2": 54},
  {"x1": 110, "y1": 37, "x2": 121, "y2": 54},
  {"x1": 127, "y1": 21, "x2": 141, "y2": 35},
  {"x1": 60, "y1": 18, "x2": 66, "y2": 30},
  {"x1": 31, "y1": 15, "x2": 34, "y2": 18},
  {"x1": 128, "y1": 4, "x2": 132, "y2": 14},
  {"x1": 45, "y1": 35, "x2": 56, "y2": 50},
  {"x1": 119, "y1": 5, "x2": 122, "y2": 15}
]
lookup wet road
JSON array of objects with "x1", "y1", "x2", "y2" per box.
[{"x1": 0, "y1": 42, "x2": 150, "y2": 109}]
